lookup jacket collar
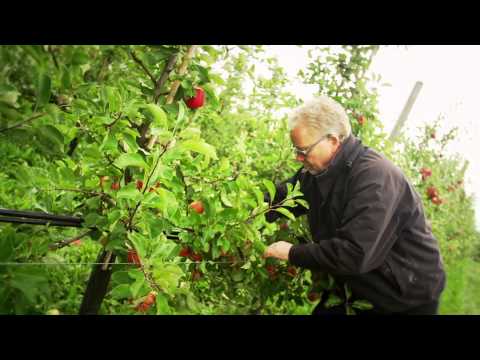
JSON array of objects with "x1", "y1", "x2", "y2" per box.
[{"x1": 307, "y1": 135, "x2": 362, "y2": 181}]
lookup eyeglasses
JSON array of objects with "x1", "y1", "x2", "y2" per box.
[{"x1": 293, "y1": 134, "x2": 330, "y2": 157}]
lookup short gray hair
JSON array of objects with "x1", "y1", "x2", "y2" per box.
[{"x1": 288, "y1": 95, "x2": 351, "y2": 141}]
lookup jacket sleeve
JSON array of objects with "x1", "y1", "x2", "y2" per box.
[
  {"x1": 264, "y1": 167, "x2": 309, "y2": 223},
  {"x1": 288, "y1": 161, "x2": 406, "y2": 275}
]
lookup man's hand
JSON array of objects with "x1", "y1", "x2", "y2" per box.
[{"x1": 264, "y1": 241, "x2": 293, "y2": 261}]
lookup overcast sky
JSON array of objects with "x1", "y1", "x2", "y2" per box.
[{"x1": 262, "y1": 45, "x2": 480, "y2": 230}]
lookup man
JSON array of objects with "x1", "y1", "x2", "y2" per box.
[{"x1": 263, "y1": 96, "x2": 446, "y2": 315}]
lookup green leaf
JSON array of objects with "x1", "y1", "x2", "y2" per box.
[
  {"x1": 10, "y1": 268, "x2": 48, "y2": 304},
  {"x1": 253, "y1": 188, "x2": 264, "y2": 208},
  {"x1": 274, "y1": 207, "x2": 296, "y2": 221},
  {"x1": 295, "y1": 198, "x2": 310, "y2": 209},
  {"x1": 220, "y1": 190, "x2": 233, "y2": 208},
  {"x1": 177, "y1": 139, "x2": 217, "y2": 160},
  {"x1": 61, "y1": 67, "x2": 71, "y2": 89},
  {"x1": 110, "y1": 284, "x2": 131, "y2": 300},
  {"x1": 152, "y1": 263, "x2": 183, "y2": 296},
  {"x1": 39, "y1": 125, "x2": 64, "y2": 147},
  {"x1": 116, "y1": 183, "x2": 142, "y2": 201},
  {"x1": 111, "y1": 270, "x2": 131, "y2": 285},
  {"x1": 36, "y1": 73, "x2": 51, "y2": 108},
  {"x1": 143, "y1": 103, "x2": 168, "y2": 129},
  {"x1": 344, "y1": 283, "x2": 352, "y2": 300},
  {"x1": 324, "y1": 294, "x2": 343, "y2": 308},
  {"x1": 114, "y1": 153, "x2": 147, "y2": 169},
  {"x1": 351, "y1": 300, "x2": 374, "y2": 311},
  {"x1": 100, "y1": 132, "x2": 118, "y2": 152},
  {"x1": 155, "y1": 293, "x2": 172, "y2": 315},
  {"x1": 263, "y1": 179, "x2": 276, "y2": 203}
]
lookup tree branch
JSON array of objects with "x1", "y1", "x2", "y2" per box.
[
  {"x1": 0, "y1": 112, "x2": 47, "y2": 133},
  {"x1": 154, "y1": 52, "x2": 179, "y2": 103},
  {"x1": 130, "y1": 50, "x2": 156, "y2": 86},
  {"x1": 49, "y1": 230, "x2": 93, "y2": 250},
  {"x1": 165, "y1": 45, "x2": 198, "y2": 104}
]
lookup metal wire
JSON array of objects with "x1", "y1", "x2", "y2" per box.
[{"x1": 0, "y1": 261, "x2": 250, "y2": 266}]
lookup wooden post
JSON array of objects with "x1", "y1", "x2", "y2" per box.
[
  {"x1": 389, "y1": 81, "x2": 423, "y2": 142},
  {"x1": 78, "y1": 250, "x2": 116, "y2": 315}
]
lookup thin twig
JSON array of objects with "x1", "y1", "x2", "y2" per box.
[
  {"x1": 127, "y1": 141, "x2": 171, "y2": 230},
  {"x1": 130, "y1": 50, "x2": 156, "y2": 86},
  {"x1": 0, "y1": 112, "x2": 47, "y2": 133},
  {"x1": 49, "y1": 230, "x2": 93, "y2": 250}
]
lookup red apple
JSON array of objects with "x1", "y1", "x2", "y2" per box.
[
  {"x1": 111, "y1": 182, "x2": 121, "y2": 191},
  {"x1": 189, "y1": 253, "x2": 203, "y2": 262},
  {"x1": 179, "y1": 247, "x2": 191, "y2": 258},
  {"x1": 426, "y1": 186, "x2": 439, "y2": 199},
  {"x1": 189, "y1": 201, "x2": 205, "y2": 214},
  {"x1": 420, "y1": 167, "x2": 432, "y2": 181},
  {"x1": 185, "y1": 87, "x2": 205, "y2": 109},
  {"x1": 143, "y1": 292, "x2": 157, "y2": 306},
  {"x1": 136, "y1": 180, "x2": 144, "y2": 191},
  {"x1": 127, "y1": 249, "x2": 141, "y2": 267},
  {"x1": 266, "y1": 265, "x2": 278, "y2": 279},
  {"x1": 287, "y1": 266, "x2": 297, "y2": 277},
  {"x1": 307, "y1": 292, "x2": 321, "y2": 302}
]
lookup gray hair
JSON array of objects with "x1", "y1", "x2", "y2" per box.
[{"x1": 288, "y1": 95, "x2": 351, "y2": 141}]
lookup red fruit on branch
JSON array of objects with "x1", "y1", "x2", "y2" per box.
[
  {"x1": 127, "y1": 249, "x2": 142, "y2": 267},
  {"x1": 143, "y1": 291, "x2": 157, "y2": 306},
  {"x1": 357, "y1": 115, "x2": 366, "y2": 126},
  {"x1": 185, "y1": 87, "x2": 205, "y2": 109},
  {"x1": 287, "y1": 266, "x2": 297, "y2": 277},
  {"x1": 111, "y1": 182, "x2": 121, "y2": 191},
  {"x1": 179, "y1": 247, "x2": 191, "y2": 258},
  {"x1": 136, "y1": 180, "x2": 144, "y2": 191},
  {"x1": 307, "y1": 292, "x2": 321, "y2": 302},
  {"x1": 431, "y1": 196, "x2": 443, "y2": 205},
  {"x1": 189, "y1": 253, "x2": 203, "y2": 262},
  {"x1": 420, "y1": 167, "x2": 432, "y2": 181},
  {"x1": 426, "y1": 186, "x2": 439, "y2": 200},
  {"x1": 135, "y1": 303, "x2": 150, "y2": 312},
  {"x1": 189, "y1": 201, "x2": 205, "y2": 214},
  {"x1": 266, "y1": 265, "x2": 278, "y2": 279}
]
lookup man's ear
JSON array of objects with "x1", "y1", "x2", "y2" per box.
[{"x1": 328, "y1": 134, "x2": 341, "y2": 147}]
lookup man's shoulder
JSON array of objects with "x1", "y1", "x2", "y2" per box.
[{"x1": 351, "y1": 147, "x2": 406, "y2": 182}]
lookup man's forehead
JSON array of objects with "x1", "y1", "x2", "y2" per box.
[{"x1": 290, "y1": 125, "x2": 318, "y2": 145}]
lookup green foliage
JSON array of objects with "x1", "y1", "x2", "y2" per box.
[{"x1": 0, "y1": 45, "x2": 478, "y2": 315}]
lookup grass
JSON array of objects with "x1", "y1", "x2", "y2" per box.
[{"x1": 439, "y1": 258, "x2": 480, "y2": 315}]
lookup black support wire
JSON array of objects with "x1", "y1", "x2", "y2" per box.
[{"x1": 0, "y1": 208, "x2": 83, "y2": 227}]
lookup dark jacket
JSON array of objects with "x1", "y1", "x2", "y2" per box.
[{"x1": 265, "y1": 135, "x2": 446, "y2": 313}]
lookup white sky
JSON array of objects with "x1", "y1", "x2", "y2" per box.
[{"x1": 262, "y1": 45, "x2": 480, "y2": 230}]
